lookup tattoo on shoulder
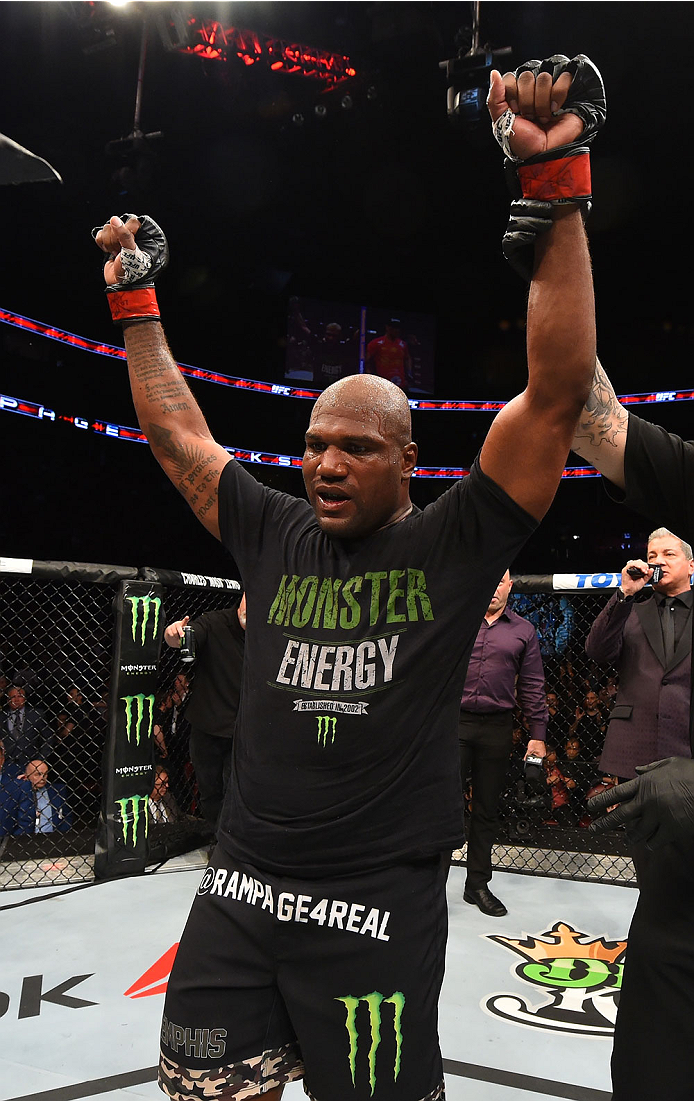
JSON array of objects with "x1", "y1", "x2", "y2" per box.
[{"x1": 572, "y1": 361, "x2": 628, "y2": 455}]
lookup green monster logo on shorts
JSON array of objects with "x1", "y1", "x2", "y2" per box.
[
  {"x1": 335, "y1": 991, "x2": 405, "y2": 1095},
  {"x1": 126, "y1": 594, "x2": 161, "y2": 645},
  {"x1": 120, "y1": 694, "x2": 155, "y2": 746},
  {"x1": 316, "y1": 715, "x2": 337, "y2": 747},
  {"x1": 115, "y1": 794, "x2": 149, "y2": 847}
]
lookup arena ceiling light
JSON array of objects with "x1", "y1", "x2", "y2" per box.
[
  {"x1": 65, "y1": 1, "x2": 166, "y2": 54},
  {"x1": 158, "y1": 8, "x2": 357, "y2": 89}
]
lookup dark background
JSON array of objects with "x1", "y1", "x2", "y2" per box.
[{"x1": 1, "y1": 1, "x2": 691, "y2": 578}]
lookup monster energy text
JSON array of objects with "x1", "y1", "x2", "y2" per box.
[
  {"x1": 268, "y1": 570, "x2": 434, "y2": 630},
  {"x1": 276, "y1": 636, "x2": 399, "y2": 692},
  {"x1": 336, "y1": 991, "x2": 405, "y2": 1095}
]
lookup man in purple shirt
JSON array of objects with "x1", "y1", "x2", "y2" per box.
[{"x1": 459, "y1": 570, "x2": 547, "y2": 915}]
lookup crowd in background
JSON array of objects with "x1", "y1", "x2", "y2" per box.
[
  {"x1": 464, "y1": 657, "x2": 622, "y2": 835},
  {"x1": 0, "y1": 643, "x2": 622, "y2": 847},
  {"x1": 0, "y1": 666, "x2": 199, "y2": 841}
]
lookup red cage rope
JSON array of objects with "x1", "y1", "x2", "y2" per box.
[
  {"x1": 1, "y1": 307, "x2": 689, "y2": 412},
  {"x1": 0, "y1": 389, "x2": 601, "y2": 480}
]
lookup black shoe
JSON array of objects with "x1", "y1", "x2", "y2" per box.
[{"x1": 463, "y1": 886, "x2": 507, "y2": 917}]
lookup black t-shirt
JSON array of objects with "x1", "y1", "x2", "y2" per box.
[
  {"x1": 604, "y1": 415, "x2": 694, "y2": 540},
  {"x1": 313, "y1": 338, "x2": 356, "y2": 388},
  {"x1": 184, "y1": 608, "x2": 245, "y2": 737},
  {"x1": 217, "y1": 457, "x2": 537, "y2": 876}
]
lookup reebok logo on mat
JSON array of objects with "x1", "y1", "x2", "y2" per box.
[{"x1": 124, "y1": 943, "x2": 178, "y2": 999}]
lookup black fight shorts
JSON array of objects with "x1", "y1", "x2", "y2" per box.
[{"x1": 159, "y1": 845, "x2": 448, "y2": 1101}]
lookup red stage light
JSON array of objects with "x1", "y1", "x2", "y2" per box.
[{"x1": 172, "y1": 17, "x2": 357, "y2": 88}]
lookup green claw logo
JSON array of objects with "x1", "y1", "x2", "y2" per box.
[
  {"x1": 120, "y1": 694, "x2": 155, "y2": 746},
  {"x1": 317, "y1": 715, "x2": 337, "y2": 747},
  {"x1": 115, "y1": 794, "x2": 149, "y2": 847},
  {"x1": 127, "y1": 595, "x2": 161, "y2": 646},
  {"x1": 335, "y1": 991, "x2": 404, "y2": 1095}
]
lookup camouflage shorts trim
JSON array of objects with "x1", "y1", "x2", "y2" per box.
[
  {"x1": 303, "y1": 1077, "x2": 445, "y2": 1101},
  {"x1": 159, "y1": 1043, "x2": 304, "y2": 1100}
]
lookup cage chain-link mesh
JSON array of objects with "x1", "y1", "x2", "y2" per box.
[
  {"x1": 453, "y1": 589, "x2": 636, "y2": 885},
  {"x1": 0, "y1": 576, "x2": 637, "y2": 890},
  {"x1": 0, "y1": 574, "x2": 235, "y2": 890}
]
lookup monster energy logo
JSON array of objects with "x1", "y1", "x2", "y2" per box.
[
  {"x1": 336, "y1": 991, "x2": 404, "y2": 1095},
  {"x1": 317, "y1": 715, "x2": 337, "y2": 746},
  {"x1": 120, "y1": 694, "x2": 155, "y2": 746},
  {"x1": 115, "y1": 794, "x2": 149, "y2": 847},
  {"x1": 126, "y1": 594, "x2": 161, "y2": 645}
]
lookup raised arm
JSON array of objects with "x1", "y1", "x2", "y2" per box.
[
  {"x1": 95, "y1": 216, "x2": 231, "y2": 539},
  {"x1": 570, "y1": 357, "x2": 628, "y2": 489},
  {"x1": 480, "y1": 57, "x2": 602, "y2": 520},
  {"x1": 123, "y1": 322, "x2": 230, "y2": 539},
  {"x1": 480, "y1": 206, "x2": 595, "y2": 519}
]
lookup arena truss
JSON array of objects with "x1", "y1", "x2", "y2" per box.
[{"x1": 1, "y1": 306, "x2": 687, "y2": 479}]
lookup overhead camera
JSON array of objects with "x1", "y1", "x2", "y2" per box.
[
  {"x1": 440, "y1": 46, "x2": 512, "y2": 125},
  {"x1": 440, "y1": 12, "x2": 511, "y2": 128}
]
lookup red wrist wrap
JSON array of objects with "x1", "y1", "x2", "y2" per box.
[
  {"x1": 107, "y1": 286, "x2": 160, "y2": 323},
  {"x1": 517, "y1": 152, "x2": 591, "y2": 202}
]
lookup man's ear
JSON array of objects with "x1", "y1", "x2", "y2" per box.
[{"x1": 401, "y1": 442, "x2": 418, "y2": 479}]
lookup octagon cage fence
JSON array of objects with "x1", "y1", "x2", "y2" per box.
[{"x1": 0, "y1": 560, "x2": 634, "y2": 892}]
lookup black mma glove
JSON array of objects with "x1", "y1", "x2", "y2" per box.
[
  {"x1": 587, "y1": 757, "x2": 694, "y2": 849},
  {"x1": 93, "y1": 214, "x2": 169, "y2": 323},
  {"x1": 502, "y1": 198, "x2": 553, "y2": 282},
  {"x1": 493, "y1": 54, "x2": 606, "y2": 205}
]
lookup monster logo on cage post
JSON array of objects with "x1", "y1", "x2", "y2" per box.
[
  {"x1": 120, "y1": 693, "x2": 156, "y2": 746},
  {"x1": 95, "y1": 580, "x2": 165, "y2": 879},
  {"x1": 126, "y1": 593, "x2": 162, "y2": 645},
  {"x1": 115, "y1": 794, "x2": 150, "y2": 847}
]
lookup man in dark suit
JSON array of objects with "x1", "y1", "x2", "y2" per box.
[
  {"x1": 163, "y1": 594, "x2": 246, "y2": 830},
  {"x1": 24, "y1": 760, "x2": 72, "y2": 833},
  {"x1": 3, "y1": 686, "x2": 53, "y2": 766},
  {"x1": 585, "y1": 528, "x2": 693, "y2": 779},
  {"x1": 0, "y1": 738, "x2": 34, "y2": 837}
]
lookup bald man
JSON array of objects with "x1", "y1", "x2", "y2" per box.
[{"x1": 96, "y1": 67, "x2": 596, "y2": 1101}]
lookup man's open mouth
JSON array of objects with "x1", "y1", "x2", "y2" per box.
[{"x1": 316, "y1": 489, "x2": 351, "y2": 510}]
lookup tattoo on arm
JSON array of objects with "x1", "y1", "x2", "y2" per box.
[
  {"x1": 572, "y1": 360, "x2": 628, "y2": 455},
  {"x1": 126, "y1": 326, "x2": 194, "y2": 411},
  {"x1": 147, "y1": 423, "x2": 222, "y2": 523}
]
